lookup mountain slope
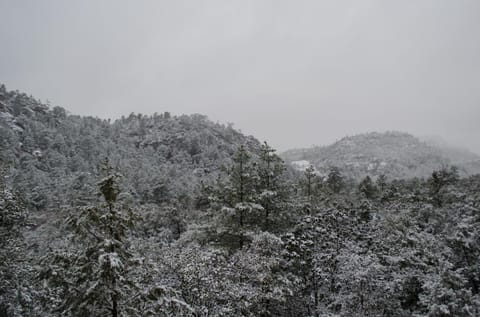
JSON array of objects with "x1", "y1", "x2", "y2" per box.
[
  {"x1": 0, "y1": 84, "x2": 260, "y2": 211},
  {"x1": 282, "y1": 131, "x2": 480, "y2": 179}
]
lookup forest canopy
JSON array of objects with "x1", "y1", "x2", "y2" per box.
[{"x1": 1, "y1": 85, "x2": 480, "y2": 316}]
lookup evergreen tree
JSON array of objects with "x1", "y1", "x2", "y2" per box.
[
  {"x1": 376, "y1": 174, "x2": 387, "y2": 192},
  {"x1": 41, "y1": 158, "x2": 188, "y2": 316},
  {"x1": 0, "y1": 164, "x2": 31, "y2": 316},
  {"x1": 255, "y1": 142, "x2": 289, "y2": 231},
  {"x1": 209, "y1": 146, "x2": 262, "y2": 250},
  {"x1": 41, "y1": 158, "x2": 135, "y2": 316},
  {"x1": 301, "y1": 165, "x2": 316, "y2": 201},
  {"x1": 428, "y1": 166, "x2": 459, "y2": 207},
  {"x1": 358, "y1": 175, "x2": 378, "y2": 199},
  {"x1": 326, "y1": 166, "x2": 344, "y2": 194}
]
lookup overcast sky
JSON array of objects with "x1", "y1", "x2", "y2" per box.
[{"x1": 1, "y1": 0, "x2": 479, "y2": 153}]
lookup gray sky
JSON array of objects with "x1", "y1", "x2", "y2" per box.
[{"x1": 1, "y1": 0, "x2": 480, "y2": 153}]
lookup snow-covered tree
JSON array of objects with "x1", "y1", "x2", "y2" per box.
[
  {"x1": 326, "y1": 166, "x2": 344, "y2": 194},
  {"x1": 40, "y1": 158, "x2": 189, "y2": 316},
  {"x1": 0, "y1": 163, "x2": 37, "y2": 316},
  {"x1": 255, "y1": 142, "x2": 290, "y2": 232},
  {"x1": 428, "y1": 166, "x2": 459, "y2": 207},
  {"x1": 299, "y1": 164, "x2": 319, "y2": 207},
  {"x1": 209, "y1": 145, "x2": 263, "y2": 250},
  {"x1": 358, "y1": 175, "x2": 378, "y2": 199}
]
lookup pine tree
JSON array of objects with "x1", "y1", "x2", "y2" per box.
[
  {"x1": 41, "y1": 158, "x2": 190, "y2": 316},
  {"x1": 300, "y1": 165, "x2": 317, "y2": 204},
  {"x1": 376, "y1": 174, "x2": 387, "y2": 192},
  {"x1": 358, "y1": 175, "x2": 378, "y2": 199},
  {"x1": 40, "y1": 158, "x2": 135, "y2": 315},
  {"x1": 209, "y1": 146, "x2": 262, "y2": 250},
  {"x1": 326, "y1": 166, "x2": 344, "y2": 194},
  {"x1": 428, "y1": 166, "x2": 459, "y2": 207},
  {"x1": 256, "y1": 142, "x2": 289, "y2": 231}
]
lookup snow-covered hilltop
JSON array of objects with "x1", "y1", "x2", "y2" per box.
[
  {"x1": 282, "y1": 131, "x2": 480, "y2": 180},
  {"x1": 0, "y1": 84, "x2": 261, "y2": 211},
  {"x1": 3, "y1": 85, "x2": 480, "y2": 317}
]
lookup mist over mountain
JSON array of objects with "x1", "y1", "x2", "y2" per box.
[
  {"x1": 2, "y1": 85, "x2": 480, "y2": 317},
  {"x1": 4, "y1": 82, "x2": 477, "y2": 210},
  {"x1": 2, "y1": 0, "x2": 480, "y2": 315},
  {"x1": 282, "y1": 131, "x2": 480, "y2": 180}
]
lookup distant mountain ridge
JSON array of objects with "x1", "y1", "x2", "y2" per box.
[
  {"x1": 2, "y1": 82, "x2": 480, "y2": 212},
  {"x1": 281, "y1": 131, "x2": 480, "y2": 180}
]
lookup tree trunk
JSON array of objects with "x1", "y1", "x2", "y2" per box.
[{"x1": 112, "y1": 295, "x2": 118, "y2": 317}]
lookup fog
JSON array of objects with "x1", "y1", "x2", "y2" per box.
[{"x1": 1, "y1": 0, "x2": 479, "y2": 153}]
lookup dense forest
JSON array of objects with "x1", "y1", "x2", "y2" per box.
[
  {"x1": 282, "y1": 132, "x2": 480, "y2": 180},
  {"x1": 1, "y1": 84, "x2": 480, "y2": 316}
]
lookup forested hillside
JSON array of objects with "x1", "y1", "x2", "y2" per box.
[
  {"x1": 1, "y1": 85, "x2": 480, "y2": 316},
  {"x1": 282, "y1": 132, "x2": 480, "y2": 180},
  {"x1": 0, "y1": 84, "x2": 261, "y2": 210}
]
